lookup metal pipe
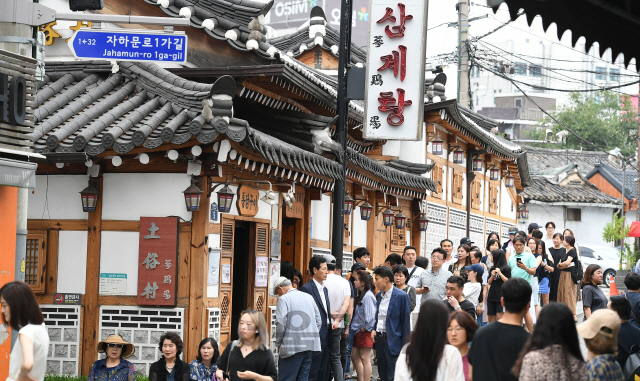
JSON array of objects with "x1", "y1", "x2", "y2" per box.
[
  {"x1": 527, "y1": 200, "x2": 620, "y2": 208},
  {"x1": 56, "y1": 13, "x2": 191, "y2": 26}
]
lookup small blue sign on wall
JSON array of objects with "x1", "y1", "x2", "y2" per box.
[
  {"x1": 210, "y1": 202, "x2": 219, "y2": 222},
  {"x1": 68, "y1": 29, "x2": 187, "y2": 63}
]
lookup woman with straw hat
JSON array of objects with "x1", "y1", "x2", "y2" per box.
[{"x1": 88, "y1": 334, "x2": 136, "y2": 381}]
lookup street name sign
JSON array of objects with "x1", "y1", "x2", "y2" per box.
[
  {"x1": 68, "y1": 29, "x2": 187, "y2": 63},
  {"x1": 362, "y1": 0, "x2": 428, "y2": 141}
]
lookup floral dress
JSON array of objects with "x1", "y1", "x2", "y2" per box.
[
  {"x1": 190, "y1": 359, "x2": 218, "y2": 381},
  {"x1": 88, "y1": 358, "x2": 136, "y2": 381}
]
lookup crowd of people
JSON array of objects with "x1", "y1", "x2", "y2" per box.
[{"x1": 2, "y1": 220, "x2": 640, "y2": 381}]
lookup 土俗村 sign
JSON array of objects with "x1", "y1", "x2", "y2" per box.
[
  {"x1": 68, "y1": 29, "x2": 187, "y2": 63},
  {"x1": 136, "y1": 217, "x2": 179, "y2": 306},
  {"x1": 362, "y1": 0, "x2": 428, "y2": 141}
]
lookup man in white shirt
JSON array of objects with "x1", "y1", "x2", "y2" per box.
[
  {"x1": 324, "y1": 258, "x2": 350, "y2": 381},
  {"x1": 402, "y1": 246, "x2": 424, "y2": 312},
  {"x1": 440, "y1": 239, "x2": 457, "y2": 269}
]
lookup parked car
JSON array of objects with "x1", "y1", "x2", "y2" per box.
[{"x1": 579, "y1": 245, "x2": 619, "y2": 287}]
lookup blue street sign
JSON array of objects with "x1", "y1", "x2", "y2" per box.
[
  {"x1": 210, "y1": 202, "x2": 218, "y2": 222},
  {"x1": 68, "y1": 29, "x2": 187, "y2": 63}
]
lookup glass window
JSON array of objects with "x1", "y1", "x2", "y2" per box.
[
  {"x1": 610, "y1": 68, "x2": 620, "y2": 82},
  {"x1": 595, "y1": 66, "x2": 606, "y2": 80},
  {"x1": 515, "y1": 63, "x2": 527, "y2": 75},
  {"x1": 529, "y1": 66, "x2": 542, "y2": 77}
]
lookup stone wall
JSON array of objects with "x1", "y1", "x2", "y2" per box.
[{"x1": 42, "y1": 305, "x2": 81, "y2": 375}]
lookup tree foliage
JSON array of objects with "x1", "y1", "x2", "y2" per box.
[
  {"x1": 526, "y1": 91, "x2": 638, "y2": 156},
  {"x1": 602, "y1": 214, "x2": 632, "y2": 270}
]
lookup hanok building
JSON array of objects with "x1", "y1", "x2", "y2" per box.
[{"x1": 20, "y1": 0, "x2": 528, "y2": 377}]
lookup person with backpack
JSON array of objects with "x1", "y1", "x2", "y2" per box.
[
  {"x1": 558, "y1": 235, "x2": 579, "y2": 322},
  {"x1": 608, "y1": 295, "x2": 640, "y2": 371}
]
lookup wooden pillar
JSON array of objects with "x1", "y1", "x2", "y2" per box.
[
  {"x1": 300, "y1": 188, "x2": 312, "y2": 282},
  {"x1": 187, "y1": 176, "x2": 209, "y2": 362},
  {"x1": 411, "y1": 208, "x2": 421, "y2": 256},
  {"x1": 81, "y1": 177, "x2": 103, "y2": 376},
  {"x1": 366, "y1": 190, "x2": 377, "y2": 269},
  {"x1": 45, "y1": 230, "x2": 59, "y2": 294}
]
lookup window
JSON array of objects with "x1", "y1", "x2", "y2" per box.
[
  {"x1": 488, "y1": 184, "x2": 498, "y2": 214},
  {"x1": 515, "y1": 63, "x2": 527, "y2": 75},
  {"x1": 515, "y1": 98, "x2": 522, "y2": 108},
  {"x1": 595, "y1": 66, "x2": 606, "y2": 80},
  {"x1": 580, "y1": 247, "x2": 594, "y2": 258},
  {"x1": 529, "y1": 66, "x2": 542, "y2": 77},
  {"x1": 26, "y1": 232, "x2": 47, "y2": 293},
  {"x1": 452, "y1": 170, "x2": 464, "y2": 204},
  {"x1": 610, "y1": 68, "x2": 620, "y2": 82},
  {"x1": 431, "y1": 164, "x2": 444, "y2": 197},
  {"x1": 566, "y1": 208, "x2": 581, "y2": 221},
  {"x1": 471, "y1": 180, "x2": 482, "y2": 210}
]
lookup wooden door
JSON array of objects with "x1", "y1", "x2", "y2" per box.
[
  {"x1": 219, "y1": 216, "x2": 235, "y2": 349},
  {"x1": 251, "y1": 222, "x2": 270, "y2": 315}
]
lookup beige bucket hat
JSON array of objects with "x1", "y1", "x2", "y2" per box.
[{"x1": 97, "y1": 334, "x2": 135, "y2": 358}]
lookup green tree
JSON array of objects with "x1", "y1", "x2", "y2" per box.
[
  {"x1": 602, "y1": 214, "x2": 632, "y2": 270},
  {"x1": 525, "y1": 91, "x2": 638, "y2": 156}
]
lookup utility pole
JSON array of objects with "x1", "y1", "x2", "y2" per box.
[
  {"x1": 330, "y1": 0, "x2": 352, "y2": 267},
  {"x1": 457, "y1": 0, "x2": 470, "y2": 108}
]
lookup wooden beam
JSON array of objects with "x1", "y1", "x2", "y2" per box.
[
  {"x1": 210, "y1": 222, "x2": 221, "y2": 234},
  {"x1": 101, "y1": 220, "x2": 140, "y2": 231},
  {"x1": 309, "y1": 188, "x2": 323, "y2": 201},
  {"x1": 366, "y1": 190, "x2": 377, "y2": 271},
  {"x1": 45, "y1": 230, "x2": 59, "y2": 295},
  {"x1": 81, "y1": 177, "x2": 102, "y2": 376},
  {"x1": 97, "y1": 296, "x2": 137, "y2": 305},
  {"x1": 187, "y1": 176, "x2": 209, "y2": 362},
  {"x1": 28, "y1": 219, "x2": 88, "y2": 231}
]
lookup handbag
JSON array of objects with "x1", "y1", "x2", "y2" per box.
[{"x1": 622, "y1": 344, "x2": 640, "y2": 380}]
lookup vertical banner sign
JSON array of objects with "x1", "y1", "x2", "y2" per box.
[
  {"x1": 362, "y1": 0, "x2": 428, "y2": 141},
  {"x1": 137, "y1": 217, "x2": 179, "y2": 306}
]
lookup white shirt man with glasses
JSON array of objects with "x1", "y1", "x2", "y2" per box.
[{"x1": 417, "y1": 248, "x2": 452, "y2": 303}]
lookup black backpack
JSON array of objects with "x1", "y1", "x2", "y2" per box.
[
  {"x1": 623, "y1": 344, "x2": 640, "y2": 380},
  {"x1": 570, "y1": 251, "x2": 583, "y2": 284}
]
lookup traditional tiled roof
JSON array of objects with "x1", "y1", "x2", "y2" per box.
[
  {"x1": 523, "y1": 145, "x2": 623, "y2": 177},
  {"x1": 586, "y1": 161, "x2": 637, "y2": 199},
  {"x1": 32, "y1": 60, "x2": 435, "y2": 194},
  {"x1": 268, "y1": 6, "x2": 366, "y2": 66}
]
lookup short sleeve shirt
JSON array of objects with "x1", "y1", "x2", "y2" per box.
[
  {"x1": 508, "y1": 251, "x2": 537, "y2": 284},
  {"x1": 8, "y1": 323, "x2": 49, "y2": 381},
  {"x1": 405, "y1": 266, "x2": 424, "y2": 312}
]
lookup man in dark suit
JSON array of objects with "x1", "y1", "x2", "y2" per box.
[
  {"x1": 372, "y1": 266, "x2": 410, "y2": 381},
  {"x1": 300, "y1": 255, "x2": 332, "y2": 381}
]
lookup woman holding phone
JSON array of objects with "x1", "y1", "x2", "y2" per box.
[{"x1": 486, "y1": 249, "x2": 511, "y2": 322}]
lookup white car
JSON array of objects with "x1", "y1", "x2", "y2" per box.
[{"x1": 579, "y1": 245, "x2": 620, "y2": 288}]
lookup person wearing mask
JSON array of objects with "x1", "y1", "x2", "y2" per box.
[
  {"x1": 350, "y1": 270, "x2": 376, "y2": 381},
  {"x1": 300, "y1": 256, "x2": 332, "y2": 381},
  {"x1": 325, "y1": 259, "x2": 351, "y2": 381},
  {"x1": 274, "y1": 276, "x2": 321, "y2": 381},
  {"x1": 444, "y1": 276, "x2": 477, "y2": 319},
  {"x1": 526, "y1": 238, "x2": 543, "y2": 318},
  {"x1": 576, "y1": 309, "x2": 624, "y2": 381},
  {"x1": 558, "y1": 235, "x2": 578, "y2": 321},
  {"x1": 608, "y1": 295, "x2": 640, "y2": 369},
  {"x1": 216, "y1": 311, "x2": 277, "y2": 381},
  {"x1": 447, "y1": 310, "x2": 478, "y2": 381},
  {"x1": 393, "y1": 265, "x2": 416, "y2": 312},
  {"x1": 548, "y1": 233, "x2": 566, "y2": 302},
  {"x1": 623, "y1": 272, "x2": 640, "y2": 328},
  {"x1": 384, "y1": 254, "x2": 404, "y2": 269},
  {"x1": 470, "y1": 250, "x2": 488, "y2": 327},
  {"x1": 0, "y1": 281, "x2": 50, "y2": 381},
  {"x1": 89, "y1": 335, "x2": 136, "y2": 381},
  {"x1": 486, "y1": 249, "x2": 511, "y2": 323},
  {"x1": 583, "y1": 265, "x2": 608, "y2": 320},
  {"x1": 149, "y1": 332, "x2": 190, "y2": 381},
  {"x1": 502, "y1": 227, "x2": 517, "y2": 252},
  {"x1": 441, "y1": 239, "x2": 456, "y2": 269},
  {"x1": 190, "y1": 338, "x2": 219, "y2": 381},
  {"x1": 507, "y1": 237, "x2": 537, "y2": 332},
  {"x1": 418, "y1": 248, "x2": 452, "y2": 302},
  {"x1": 467, "y1": 278, "x2": 532, "y2": 381},
  {"x1": 401, "y1": 246, "x2": 424, "y2": 311},
  {"x1": 537, "y1": 240, "x2": 553, "y2": 308},
  {"x1": 395, "y1": 299, "x2": 464, "y2": 381},
  {"x1": 512, "y1": 303, "x2": 587, "y2": 381},
  {"x1": 462, "y1": 264, "x2": 483, "y2": 311},
  {"x1": 449, "y1": 245, "x2": 472, "y2": 284},
  {"x1": 543, "y1": 222, "x2": 555, "y2": 252},
  {"x1": 372, "y1": 266, "x2": 411, "y2": 381}
]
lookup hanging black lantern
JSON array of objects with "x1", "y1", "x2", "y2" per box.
[
  {"x1": 453, "y1": 149, "x2": 464, "y2": 164},
  {"x1": 360, "y1": 201, "x2": 373, "y2": 220},
  {"x1": 394, "y1": 210, "x2": 407, "y2": 229},
  {"x1": 183, "y1": 177, "x2": 203, "y2": 212},
  {"x1": 417, "y1": 214, "x2": 429, "y2": 231},
  {"x1": 80, "y1": 181, "x2": 100, "y2": 212},
  {"x1": 432, "y1": 136, "x2": 444, "y2": 155},
  {"x1": 473, "y1": 157, "x2": 483, "y2": 172},
  {"x1": 344, "y1": 194, "x2": 354, "y2": 215},
  {"x1": 382, "y1": 207, "x2": 395, "y2": 227},
  {"x1": 217, "y1": 183, "x2": 235, "y2": 213}
]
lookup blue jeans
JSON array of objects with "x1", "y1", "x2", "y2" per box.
[
  {"x1": 279, "y1": 351, "x2": 313, "y2": 381},
  {"x1": 374, "y1": 335, "x2": 397, "y2": 381},
  {"x1": 345, "y1": 329, "x2": 355, "y2": 374},
  {"x1": 476, "y1": 313, "x2": 487, "y2": 328}
]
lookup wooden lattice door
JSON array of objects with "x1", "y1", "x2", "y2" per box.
[{"x1": 219, "y1": 216, "x2": 235, "y2": 349}]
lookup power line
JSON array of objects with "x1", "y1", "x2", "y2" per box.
[{"x1": 472, "y1": 10, "x2": 525, "y2": 41}]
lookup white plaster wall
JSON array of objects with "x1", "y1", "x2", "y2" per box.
[
  {"x1": 399, "y1": 138, "x2": 425, "y2": 164},
  {"x1": 57, "y1": 231, "x2": 88, "y2": 294},
  {"x1": 352, "y1": 211, "x2": 367, "y2": 248},
  {"x1": 102, "y1": 173, "x2": 192, "y2": 220},
  {"x1": 311, "y1": 194, "x2": 331, "y2": 241},
  {"x1": 28, "y1": 175, "x2": 89, "y2": 220},
  {"x1": 382, "y1": 140, "x2": 401, "y2": 157},
  {"x1": 499, "y1": 183, "x2": 516, "y2": 219},
  {"x1": 521, "y1": 204, "x2": 565, "y2": 233},
  {"x1": 99, "y1": 232, "x2": 139, "y2": 296},
  {"x1": 209, "y1": 233, "x2": 221, "y2": 249},
  {"x1": 447, "y1": 167, "x2": 452, "y2": 202}
]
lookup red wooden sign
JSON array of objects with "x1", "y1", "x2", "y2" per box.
[{"x1": 137, "y1": 217, "x2": 179, "y2": 306}]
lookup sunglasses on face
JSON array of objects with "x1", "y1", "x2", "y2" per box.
[{"x1": 107, "y1": 343, "x2": 124, "y2": 349}]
